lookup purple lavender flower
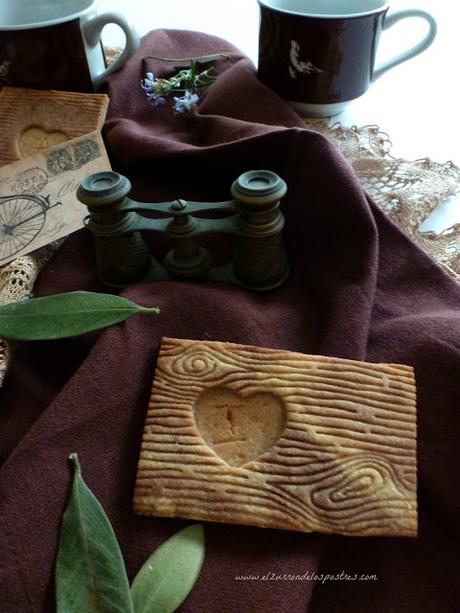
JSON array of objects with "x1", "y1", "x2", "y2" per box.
[
  {"x1": 141, "y1": 72, "x2": 166, "y2": 108},
  {"x1": 141, "y1": 72, "x2": 155, "y2": 93},
  {"x1": 149, "y1": 94, "x2": 167, "y2": 108},
  {"x1": 173, "y1": 91, "x2": 200, "y2": 115}
]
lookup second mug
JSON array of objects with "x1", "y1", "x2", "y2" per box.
[{"x1": 257, "y1": 0, "x2": 437, "y2": 116}]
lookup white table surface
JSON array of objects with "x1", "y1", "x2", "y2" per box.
[{"x1": 99, "y1": 0, "x2": 460, "y2": 232}]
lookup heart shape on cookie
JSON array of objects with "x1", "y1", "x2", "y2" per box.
[
  {"x1": 19, "y1": 127, "x2": 68, "y2": 157},
  {"x1": 193, "y1": 386, "x2": 286, "y2": 467}
]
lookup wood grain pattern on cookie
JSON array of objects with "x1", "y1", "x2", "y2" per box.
[
  {"x1": 134, "y1": 338, "x2": 417, "y2": 537},
  {"x1": 0, "y1": 87, "x2": 109, "y2": 166}
]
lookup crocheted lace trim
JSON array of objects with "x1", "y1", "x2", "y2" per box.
[
  {"x1": 0, "y1": 246, "x2": 56, "y2": 384},
  {"x1": 306, "y1": 120, "x2": 460, "y2": 280}
]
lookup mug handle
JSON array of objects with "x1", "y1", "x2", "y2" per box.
[
  {"x1": 372, "y1": 9, "x2": 437, "y2": 81},
  {"x1": 82, "y1": 12, "x2": 140, "y2": 88}
]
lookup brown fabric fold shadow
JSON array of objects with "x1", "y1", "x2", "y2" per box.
[{"x1": 0, "y1": 30, "x2": 459, "y2": 613}]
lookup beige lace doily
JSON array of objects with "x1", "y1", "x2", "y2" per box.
[
  {"x1": 1, "y1": 122, "x2": 459, "y2": 386},
  {"x1": 0, "y1": 246, "x2": 56, "y2": 384},
  {"x1": 305, "y1": 120, "x2": 460, "y2": 280}
]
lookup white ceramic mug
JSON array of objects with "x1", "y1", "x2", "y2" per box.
[
  {"x1": 0, "y1": 0, "x2": 140, "y2": 92},
  {"x1": 258, "y1": 0, "x2": 437, "y2": 116}
]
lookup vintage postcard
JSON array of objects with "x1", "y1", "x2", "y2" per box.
[{"x1": 0, "y1": 131, "x2": 111, "y2": 265}]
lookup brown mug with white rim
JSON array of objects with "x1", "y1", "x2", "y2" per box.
[
  {"x1": 257, "y1": 0, "x2": 437, "y2": 117},
  {"x1": 0, "y1": 0, "x2": 139, "y2": 92}
]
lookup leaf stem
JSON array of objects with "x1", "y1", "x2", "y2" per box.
[
  {"x1": 144, "y1": 52, "x2": 230, "y2": 63},
  {"x1": 68, "y1": 453, "x2": 81, "y2": 475},
  {"x1": 139, "y1": 307, "x2": 161, "y2": 314}
]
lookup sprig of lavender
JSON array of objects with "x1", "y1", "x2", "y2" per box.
[{"x1": 140, "y1": 53, "x2": 229, "y2": 117}]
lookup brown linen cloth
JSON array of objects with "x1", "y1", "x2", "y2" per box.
[{"x1": 0, "y1": 30, "x2": 459, "y2": 613}]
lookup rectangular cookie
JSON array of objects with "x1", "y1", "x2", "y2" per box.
[
  {"x1": 0, "y1": 87, "x2": 109, "y2": 166},
  {"x1": 134, "y1": 338, "x2": 417, "y2": 537}
]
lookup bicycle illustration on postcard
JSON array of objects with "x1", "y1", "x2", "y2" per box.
[{"x1": 0, "y1": 133, "x2": 110, "y2": 265}]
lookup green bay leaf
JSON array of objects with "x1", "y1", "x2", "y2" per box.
[
  {"x1": 55, "y1": 453, "x2": 134, "y2": 613},
  {"x1": 0, "y1": 291, "x2": 159, "y2": 340},
  {"x1": 131, "y1": 524, "x2": 205, "y2": 613}
]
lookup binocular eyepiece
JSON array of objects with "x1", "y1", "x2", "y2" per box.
[{"x1": 77, "y1": 169, "x2": 289, "y2": 291}]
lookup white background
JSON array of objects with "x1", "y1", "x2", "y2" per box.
[{"x1": 98, "y1": 0, "x2": 460, "y2": 229}]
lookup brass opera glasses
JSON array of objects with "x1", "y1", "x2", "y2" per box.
[{"x1": 77, "y1": 170, "x2": 289, "y2": 291}]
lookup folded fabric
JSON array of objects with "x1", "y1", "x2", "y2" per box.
[{"x1": 0, "y1": 30, "x2": 459, "y2": 613}]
